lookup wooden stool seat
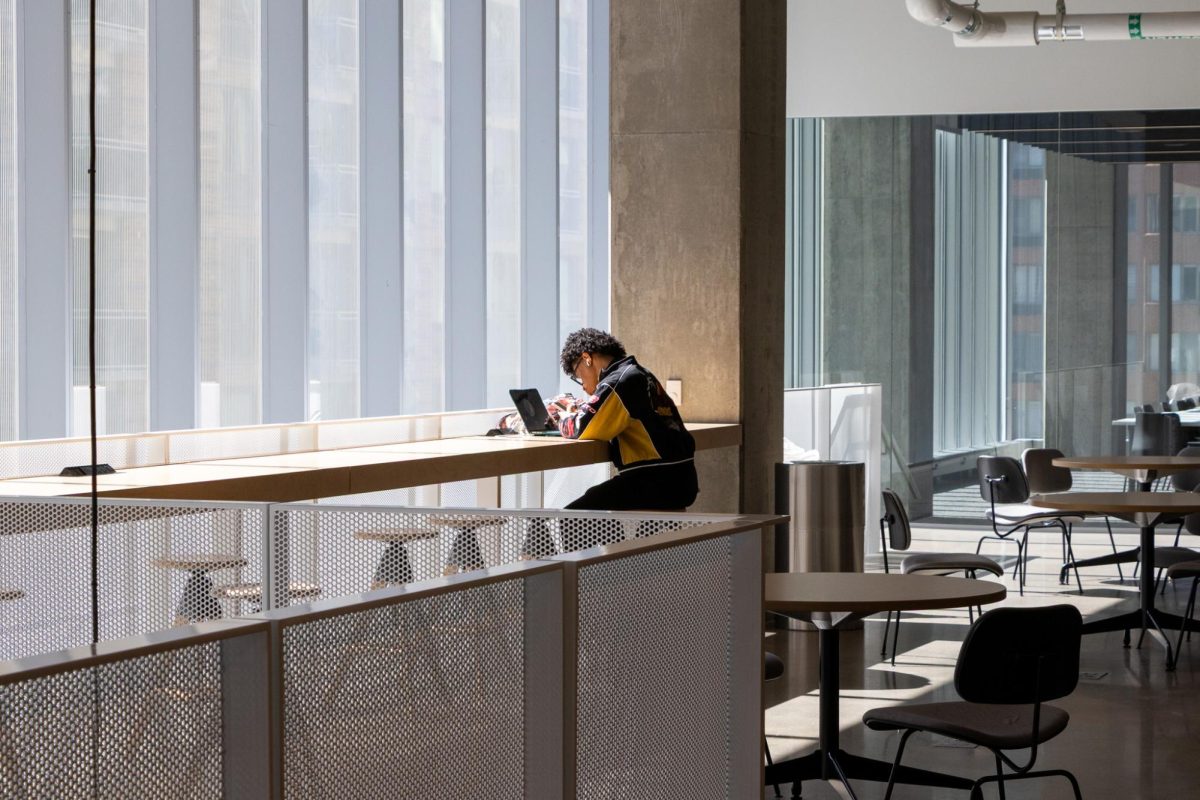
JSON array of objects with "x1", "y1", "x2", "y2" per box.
[
  {"x1": 0, "y1": 588, "x2": 24, "y2": 601},
  {"x1": 151, "y1": 554, "x2": 248, "y2": 625},
  {"x1": 151, "y1": 554, "x2": 248, "y2": 572},
  {"x1": 428, "y1": 515, "x2": 506, "y2": 530},
  {"x1": 213, "y1": 581, "x2": 322, "y2": 603},
  {"x1": 353, "y1": 527, "x2": 438, "y2": 543}
]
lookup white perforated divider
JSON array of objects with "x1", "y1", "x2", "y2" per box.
[
  {"x1": 568, "y1": 531, "x2": 759, "y2": 800},
  {"x1": 267, "y1": 505, "x2": 719, "y2": 609},
  {"x1": 277, "y1": 575, "x2": 529, "y2": 798},
  {"x1": 0, "y1": 434, "x2": 168, "y2": 480},
  {"x1": 0, "y1": 634, "x2": 228, "y2": 798},
  {"x1": 0, "y1": 497, "x2": 268, "y2": 661}
]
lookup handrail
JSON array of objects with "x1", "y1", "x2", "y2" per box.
[
  {"x1": 0, "y1": 618, "x2": 267, "y2": 687},
  {"x1": 548, "y1": 513, "x2": 784, "y2": 565},
  {"x1": 257, "y1": 559, "x2": 561, "y2": 627}
]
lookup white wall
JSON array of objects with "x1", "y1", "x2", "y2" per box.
[{"x1": 788, "y1": 0, "x2": 1200, "y2": 118}]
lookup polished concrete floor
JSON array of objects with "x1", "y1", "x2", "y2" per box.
[{"x1": 764, "y1": 523, "x2": 1200, "y2": 799}]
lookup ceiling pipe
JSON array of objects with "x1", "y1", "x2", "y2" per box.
[{"x1": 905, "y1": 0, "x2": 1200, "y2": 47}]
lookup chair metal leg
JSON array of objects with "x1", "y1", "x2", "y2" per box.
[
  {"x1": 765, "y1": 738, "x2": 781, "y2": 798},
  {"x1": 1063, "y1": 523, "x2": 1083, "y2": 595},
  {"x1": 1172, "y1": 577, "x2": 1200, "y2": 670},
  {"x1": 1104, "y1": 516, "x2": 1125, "y2": 581},
  {"x1": 881, "y1": 729, "x2": 916, "y2": 800},
  {"x1": 881, "y1": 610, "x2": 892, "y2": 658},
  {"x1": 890, "y1": 610, "x2": 901, "y2": 666},
  {"x1": 995, "y1": 753, "x2": 1007, "y2": 800}
]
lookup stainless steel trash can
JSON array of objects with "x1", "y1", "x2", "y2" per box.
[{"x1": 774, "y1": 461, "x2": 865, "y2": 630}]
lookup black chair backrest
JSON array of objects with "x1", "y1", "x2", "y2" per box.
[
  {"x1": 1179, "y1": 398, "x2": 1197, "y2": 411},
  {"x1": 881, "y1": 489, "x2": 911, "y2": 551},
  {"x1": 1141, "y1": 404, "x2": 1155, "y2": 413},
  {"x1": 1162, "y1": 401, "x2": 1174, "y2": 412},
  {"x1": 1171, "y1": 445, "x2": 1200, "y2": 492},
  {"x1": 976, "y1": 456, "x2": 1030, "y2": 504},
  {"x1": 955, "y1": 605, "x2": 1082, "y2": 704},
  {"x1": 1132, "y1": 411, "x2": 1181, "y2": 457},
  {"x1": 1022, "y1": 448, "x2": 1071, "y2": 494}
]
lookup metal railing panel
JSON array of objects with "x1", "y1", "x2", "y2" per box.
[
  {"x1": 572, "y1": 536, "x2": 735, "y2": 799},
  {"x1": 0, "y1": 497, "x2": 269, "y2": 660},
  {"x1": 267, "y1": 505, "x2": 719, "y2": 609},
  {"x1": 271, "y1": 566, "x2": 544, "y2": 799},
  {"x1": 0, "y1": 620, "x2": 265, "y2": 799}
]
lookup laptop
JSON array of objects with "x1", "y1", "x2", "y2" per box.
[{"x1": 509, "y1": 388, "x2": 562, "y2": 436}]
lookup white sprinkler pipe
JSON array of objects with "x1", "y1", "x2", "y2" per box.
[{"x1": 905, "y1": 0, "x2": 1200, "y2": 47}]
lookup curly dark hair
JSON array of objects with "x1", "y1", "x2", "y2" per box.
[{"x1": 559, "y1": 328, "x2": 627, "y2": 376}]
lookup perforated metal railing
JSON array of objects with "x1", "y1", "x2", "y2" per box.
[
  {"x1": 557, "y1": 521, "x2": 765, "y2": 800},
  {"x1": 271, "y1": 562, "x2": 555, "y2": 799},
  {"x1": 267, "y1": 505, "x2": 723, "y2": 608},
  {"x1": 0, "y1": 515, "x2": 773, "y2": 800},
  {"x1": 0, "y1": 620, "x2": 261, "y2": 799},
  {"x1": 0, "y1": 497, "x2": 268, "y2": 661}
]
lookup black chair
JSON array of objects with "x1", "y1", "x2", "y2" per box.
[
  {"x1": 879, "y1": 490, "x2": 1002, "y2": 664},
  {"x1": 1132, "y1": 411, "x2": 1184, "y2": 459},
  {"x1": 1162, "y1": 401, "x2": 1174, "y2": 412},
  {"x1": 1024, "y1": 447, "x2": 1124, "y2": 585},
  {"x1": 1178, "y1": 398, "x2": 1198, "y2": 411},
  {"x1": 1141, "y1": 403, "x2": 1155, "y2": 414},
  {"x1": 863, "y1": 605, "x2": 1084, "y2": 800},
  {"x1": 1167, "y1": 560, "x2": 1200, "y2": 670},
  {"x1": 976, "y1": 456, "x2": 1083, "y2": 595}
]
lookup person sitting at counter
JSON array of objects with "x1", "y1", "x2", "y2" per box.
[{"x1": 550, "y1": 328, "x2": 698, "y2": 511}]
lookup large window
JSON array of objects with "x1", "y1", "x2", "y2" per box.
[
  {"x1": 484, "y1": 0, "x2": 522, "y2": 407},
  {"x1": 558, "y1": 0, "x2": 588, "y2": 393},
  {"x1": 933, "y1": 130, "x2": 1005, "y2": 455},
  {"x1": 308, "y1": 0, "x2": 360, "y2": 421},
  {"x1": 0, "y1": 0, "x2": 609, "y2": 442},
  {"x1": 1006, "y1": 142, "x2": 1047, "y2": 440},
  {"x1": 402, "y1": 0, "x2": 446, "y2": 414},
  {"x1": 198, "y1": 0, "x2": 262, "y2": 427},
  {"x1": 70, "y1": 0, "x2": 149, "y2": 436},
  {"x1": 0, "y1": 0, "x2": 15, "y2": 440},
  {"x1": 1172, "y1": 164, "x2": 1200, "y2": 388}
]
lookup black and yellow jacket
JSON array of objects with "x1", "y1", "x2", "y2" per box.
[{"x1": 558, "y1": 355, "x2": 695, "y2": 472}]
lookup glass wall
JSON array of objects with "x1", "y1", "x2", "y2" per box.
[
  {"x1": 307, "y1": 0, "x2": 360, "y2": 421},
  {"x1": 198, "y1": 0, "x2": 262, "y2": 427},
  {"x1": 1172, "y1": 164, "x2": 1200, "y2": 391},
  {"x1": 0, "y1": 0, "x2": 15, "y2": 440},
  {"x1": 1006, "y1": 142, "x2": 1047, "y2": 440},
  {"x1": 0, "y1": 0, "x2": 610, "y2": 441},
  {"x1": 484, "y1": 0, "x2": 522, "y2": 407},
  {"x1": 69, "y1": 0, "x2": 150, "y2": 436},
  {"x1": 933, "y1": 130, "x2": 1004, "y2": 455},
  {"x1": 402, "y1": 0, "x2": 446, "y2": 414},
  {"x1": 558, "y1": 0, "x2": 588, "y2": 393}
]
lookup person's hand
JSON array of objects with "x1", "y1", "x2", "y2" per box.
[{"x1": 545, "y1": 394, "x2": 577, "y2": 424}]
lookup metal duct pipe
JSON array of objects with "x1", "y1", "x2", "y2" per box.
[{"x1": 906, "y1": 0, "x2": 1200, "y2": 47}]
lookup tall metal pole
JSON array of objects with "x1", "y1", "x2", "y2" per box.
[{"x1": 88, "y1": 0, "x2": 99, "y2": 646}]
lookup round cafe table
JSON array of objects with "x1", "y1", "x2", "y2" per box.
[
  {"x1": 1031, "y1": 490, "x2": 1200, "y2": 668},
  {"x1": 764, "y1": 572, "x2": 1006, "y2": 799},
  {"x1": 1052, "y1": 454, "x2": 1200, "y2": 492},
  {"x1": 1051, "y1": 456, "x2": 1200, "y2": 589}
]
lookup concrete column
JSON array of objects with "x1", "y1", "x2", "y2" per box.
[
  {"x1": 609, "y1": 0, "x2": 785, "y2": 514},
  {"x1": 1045, "y1": 152, "x2": 1116, "y2": 456}
]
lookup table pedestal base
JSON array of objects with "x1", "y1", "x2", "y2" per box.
[
  {"x1": 765, "y1": 626, "x2": 974, "y2": 799},
  {"x1": 1081, "y1": 607, "x2": 1192, "y2": 669},
  {"x1": 766, "y1": 748, "x2": 974, "y2": 798}
]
